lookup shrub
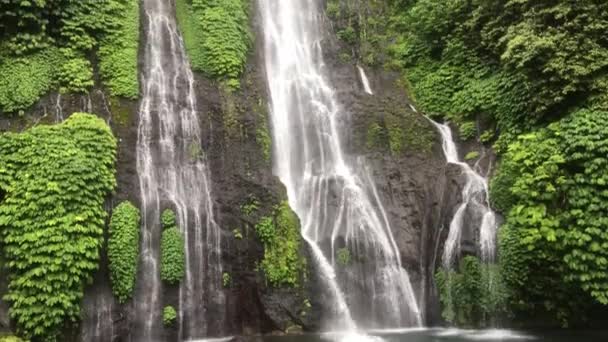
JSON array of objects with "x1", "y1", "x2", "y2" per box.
[
  {"x1": 163, "y1": 306, "x2": 177, "y2": 326},
  {"x1": 0, "y1": 336, "x2": 24, "y2": 342},
  {"x1": 337, "y1": 248, "x2": 351, "y2": 266},
  {"x1": 464, "y1": 151, "x2": 480, "y2": 161},
  {"x1": 435, "y1": 256, "x2": 509, "y2": 327},
  {"x1": 175, "y1": 0, "x2": 250, "y2": 86},
  {"x1": 491, "y1": 110, "x2": 608, "y2": 324},
  {"x1": 161, "y1": 208, "x2": 177, "y2": 229},
  {"x1": 0, "y1": 48, "x2": 61, "y2": 112},
  {"x1": 458, "y1": 121, "x2": 477, "y2": 141},
  {"x1": 0, "y1": 113, "x2": 117, "y2": 341},
  {"x1": 222, "y1": 272, "x2": 231, "y2": 288},
  {"x1": 255, "y1": 201, "x2": 304, "y2": 287},
  {"x1": 57, "y1": 49, "x2": 94, "y2": 94},
  {"x1": 160, "y1": 209, "x2": 185, "y2": 284},
  {"x1": 98, "y1": 0, "x2": 140, "y2": 98},
  {"x1": 108, "y1": 201, "x2": 141, "y2": 303}
]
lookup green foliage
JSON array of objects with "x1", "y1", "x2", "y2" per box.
[
  {"x1": 0, "y1": 336, "x2": 25, "y2": 342},
  {"x1": 176, "y1": 0, "x2": 250, "y2": 86},
  {"x1": 255, "y1": 216, "x2": 274, "y2": 245},
  {"x1": 337, "y1": 26, "x2": 357, "y2": 45},
  {"x1": 464, "y1": 151, "x2": 480, "y2": 161},
  {"x1": 160, "y1": 209, "x2": 185, "y2": 285},
  {"x1": 0, "y1": 113, "x2": 117, "y2": 341},
  {"x1": 366, "y1": 122, "x2": 385, "y2": 150},
  {"x1": 241, "y1": 197, "x2": 260, "y2": 217},
  {"x1": 232, "y1": 228, "x2": 243, "y2": 240},
  {"x1": 108, "y1": 201, "x2": 141, "y2": 303},
  {"x1": 366, "y1": 0, "x2": 608, "y2": 145},
  {"x1": 458, "y1": 121, "x2": 476, "y2": 141},
  {"x1": 57, "y1": 49, "x2": 94, "y2": 94},
  {"x1": 491, "y1": 110, "x2": 608, "y2": 324},
  {"x1": 256, "y1": 126, "x2": 272, "y2": 162},
  {"x1": 161, "y1": 209, "x2": 177, "y2": 229},
  {"x1": 98, "y1": 0, "x2": 140, "y2": 99},
  {"x1": 255, "y1": 201, "x2": 304, "y2": 287},
  {"x1": 479, "y1": 130, "x2": 495, "y2": 144},
  {"x1": 162, "y1": 305, "x2": 177, "y2": 326},
  {"x1": 336, "y1": 248, "x2": 351, "y2": 266},
  {"x1": 0, "y1": 48, "x2": 61, "y2": 113},
  {"x1": 365, "y1": 105, "x2": 434, "y2": 154},
  {"x1": 0, "y1": 0, "x2": 140, "y2": 110},
  {"x1": 325, "y1": 0, "x2": 388, "y2": 66},
  {"x1": 435, "y1": 256, "x2": 509, "y2": 328},
  {"x1": 222, "y1": 272, "x2": 231, "y2": 288}
]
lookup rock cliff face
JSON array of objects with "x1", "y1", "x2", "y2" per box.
[{"x1": 0, "y1": 2, "x2": 489, "y2": 341}]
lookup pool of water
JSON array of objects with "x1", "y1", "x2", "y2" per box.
[{"x1": 227, "y1": 328, "x2": 608, "y2": 342}]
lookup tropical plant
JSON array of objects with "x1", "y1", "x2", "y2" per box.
[
  {"x1": 255, "y1": 201, "x2": 304, "y2": 287},
  {"x1": 163, "y1": 305, "x2": 177, "y2": 326},
  {"x1": 108, "y1": 201, "x2": 141, "y2": 303},
  {"x1": 160, "y1": 209, "x2": 185, "y2": 284},
  {"x1": 0, "y1": 113, "x2": 117, "y2": 341}
]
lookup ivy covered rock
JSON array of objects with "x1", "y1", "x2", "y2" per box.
[
  {"x1": 160, "y1": 209, "x2": 185, "y2": 284},
  {"x1": 435, "y1": 256, "x2": 508, "y2": 328},
  {"x1": 255, "y1": 201, "x2": 304, "y2": 287},
  {"x1": 491, "y1": 109, "x2": 608, "y2": 324},
  {"x1": 0, "y1": 113, "x2": 116, "y2": 341},
  {"x1": 175, "y1": 0, "x2": 250, "y2": 87},
  {"x1": 162, "y1": 305, "x2": 177, "y2": 326},
  {"x1": 108, "y1": 201, "x2": 141, "y2": 303}
]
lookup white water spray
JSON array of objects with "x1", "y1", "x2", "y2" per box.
[
  {"x1": 427, "y1": 120, "x2": 498, "y2": 266},
  {"x1": 260, "y1": 0, "x2": 421, "y2": 331},
  {"x1": 134, "y1": 0, "x2": 223, "y2": 340},
  {"x1": 358, "y1": 65, "x2": 374, "y2": 95}
]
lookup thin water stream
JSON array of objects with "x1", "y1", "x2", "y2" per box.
[
  {"x1": 427, "y1": 121, "x2": 497, "y2": 266},
  {"x1": 133, "y1": 0, "x2": 222, "y2": 340}
]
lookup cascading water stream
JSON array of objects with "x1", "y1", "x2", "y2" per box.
[
  {"x1": 358, "y1": 66, "x2": 374, "y2": 95},
  {"x1": 426, "y1": 120, "x2": 498, "y2": 266},
  {"x1": 260, "y1": 0, "x2": 421, "y2": 332},
  {"x1": 134, "y1": 0, "x2": 223, "y2": 340}
]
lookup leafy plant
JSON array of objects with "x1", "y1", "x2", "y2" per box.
[
  {"x1": 0, "y1": 336, "x2": 25, "y2": 342},
  {"x1": 458, "y1": 121, "x2": 477, "y2": 141},
  {"x1": 0, "y1": 0, "x2": 140, "y2": 112},
  {"x1": 160, "y1": 209, "x2": 185, "y2": 284},
  {"x1": 222, "y1": 272, "x2": 231, "y2": 288},
  {"x1": 0, "y1": 48, "x2": 61, "y2": 112},
  {"x1": 241, "y1": 197, "x2": 260, "y2": 217},
  {"x1": 337, "y1": 248, "x2": 351, "y2": 266},
  {"x1": 163, "y1": 306, "x2": 177, "y2": 326},
  {"x1": 491, "y1": 109, "x2": 608, "y2": 324},
  {"x1": 0, "y1": 113, "x2": 117, "y2": 341},
  {"x1": 161, "y1": 209, "x2": 177, "y2": 229},
  {"x1": 97, "y1": 0, "x2": 140, "y2": 99},
  {"x1": 175, "y1": 0, "x2": 250, "y2": 86},
  {"x1": 108, "y1": 201, "x2": 141, "y2": 303},
  {"x1": 464, "y1": 151, "x2": 480, "y2": 161},
  {"x1": 255, "y1": 201, "x2": 304, "y2": 287},
  {"x1": 435, "y1": 256, "x2": 508, "y2": 328}
]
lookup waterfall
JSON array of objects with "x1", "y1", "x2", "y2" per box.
[
  {"x1": 358, "y1": 66, "x2": 374, "y2": 95},
  {"x1": 134, "y1": 0, "x2": 223, "y2": 341},
  {"x1": 260, "y1": 0, "x2": 421, "y2": 332},
  {"x1": 80, "y1": 283, "x2": 114, "y2": 342},
  {"x1": 427, "y1": 120, "x2": 498, "y2": 266},
  {"x1": 54, "y1": 93, "x2": 63, "y2": 122}
]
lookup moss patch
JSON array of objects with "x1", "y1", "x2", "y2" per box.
[{"x1": 255, "y1": 201, "x2": 305, "y2": 287}]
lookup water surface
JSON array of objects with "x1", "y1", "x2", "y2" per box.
[{"x1": 239, "y1": 329, "x2": 608, "y2": 342}]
